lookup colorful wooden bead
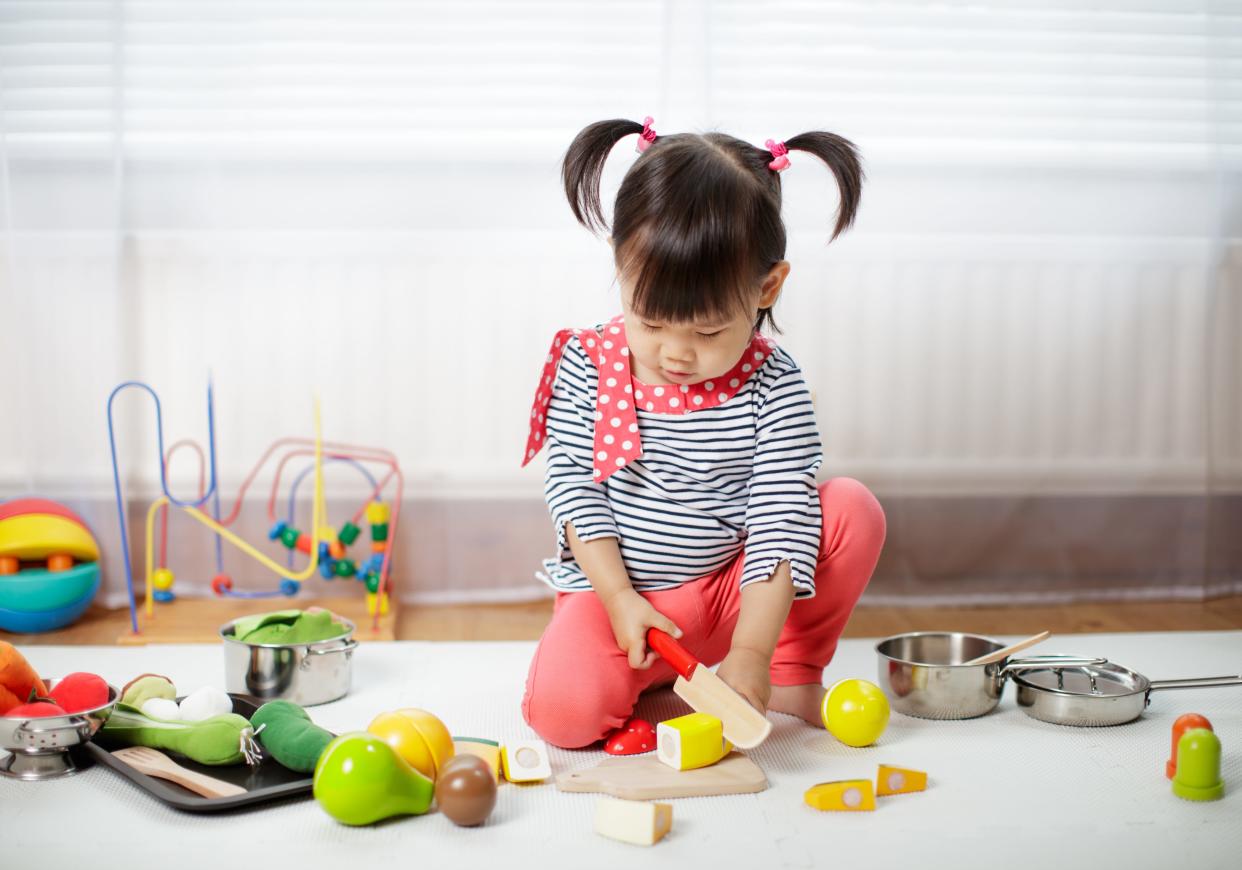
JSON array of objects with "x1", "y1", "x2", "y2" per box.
[
  {"x1": 371, "y1": 541, "x2": 388, "y2": 554},
  {"x1": 280, "y1": 578, "x2": 301, "y2": 597},
  {"x1": 366, "y1": 591, "x2": 389, "y2": 616},
  {"x1": 334, "y1": 559, "x2": 356, "y2": 577},
  {"x1": 365, "y1": 502, "x2": 390, "y2": 525},
  {"x1": 338, "y1": 522, "x2": 360, "y2": 546},
  {"x1": 47, "y1": 553, "x2": 74, "y2": 572},
  {"x1": 0, "y1": 556, "x2": 18, "y2": 575},
  {"x1": 319, "y1": 558, "x2": 336, "y2": 580},
  {"x1": 365, "y1": 572, "x2": 381, "y2": 593},
  {"x1": 152, "y1": 567, "x2": 175, "y2": 591},
  {"x1": 211, "y1": 574, "x2": 233, "y2": 595},
  {"x1": 328, "y1": 541, "x2": 345, "y2": 560},
  {"x1": 268, "y1": 520, "x2": 287, "y2": 541},
  {"x1": 294, "y1": 533, "x2": 313, "y2": 554},
  {"x1": 279, "y1": 526, "x2": 301, "y2": 550},
  {"x1": 370, "y1": 522, "x2": 389, "y2": 543}
]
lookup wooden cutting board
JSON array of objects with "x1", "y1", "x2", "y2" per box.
[{"x1": 556, "y1": 752, "x2": 767, "y2": 800}]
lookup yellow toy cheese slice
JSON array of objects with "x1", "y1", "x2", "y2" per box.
[
  {"x1": 0, "y1": 514, "x2": 99, "y2": 562},
  {"x1": 877, "y1": 764, "x2": 927, "y2": 795},
  {"x1": 804, "y1": 779, "x2": 876, "y2": 812}
]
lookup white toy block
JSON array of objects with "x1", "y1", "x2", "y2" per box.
[{"x1": 593, "y1": 797, "x2": 673, "y2": 846}]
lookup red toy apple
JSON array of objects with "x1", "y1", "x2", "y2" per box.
[{"x1": 47, "y1": 672, "x2": 109, "y2": 713}]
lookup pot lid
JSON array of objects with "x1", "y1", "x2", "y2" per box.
[{"x1": 1011, "y1": 661, "x2": 1149, "y2": 697}]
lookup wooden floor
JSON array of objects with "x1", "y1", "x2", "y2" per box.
[{"x1": 4, "y1": 595, "x2": 1240, "y2": 645}]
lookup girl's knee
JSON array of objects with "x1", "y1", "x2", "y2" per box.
[
  {"x1": 819, "y1": 477, "x2": 886, "y2": 548},
  {"x1": 522, "y1": 662, "x2": 632, "y2": 749}
]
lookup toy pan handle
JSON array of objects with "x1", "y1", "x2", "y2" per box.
[
  {"x1": 646, "y1": 628, "x2": 698, "y2": 680},
  {"x1": 1148, "y1": 675, "x2": 1242, "y2": 692}
]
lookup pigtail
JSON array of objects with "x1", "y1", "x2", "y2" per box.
[
  {"x1": 782, "y1": 131, "x2": 864, "y2": 241},
  {"x1": 562, "y1": 119, "x2": 646, "y2": 235}
]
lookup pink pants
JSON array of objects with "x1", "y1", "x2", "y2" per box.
[{"x1": 521, "y1": 477, "x2": 887, "y2": 749}]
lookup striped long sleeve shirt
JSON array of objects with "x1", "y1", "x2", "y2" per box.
[{"x1": 539, "y1": 333, "x2": 823, "y2": 598}]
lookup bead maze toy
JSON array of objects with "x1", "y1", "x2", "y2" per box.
[{"x1": 106, "y1": 379, "x2": 403, "y2": 642}]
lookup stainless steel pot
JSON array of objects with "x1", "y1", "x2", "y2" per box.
[
  {"x1": 876, "y1": 632, "x2": 1101, "y2": 720},
  {"x1": 0, "y1": 679, "x2": 118, "y2": 780},
  {"x1": 1012, "y1": 661, "x2": 1242, "y2": 727},
  {"x1": 220, "y1": 616, "x2": 358, "y2": 706}
]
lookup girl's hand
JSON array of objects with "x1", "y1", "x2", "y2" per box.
[
  {"x1": 601, "y1": 589, "x2": 682, "y2": 670},
  {"x1": 715, "y1": 647, "x2": 772, "y2": 714}
]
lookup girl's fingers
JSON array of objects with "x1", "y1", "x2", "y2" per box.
[
  {"x1": 627, "y1": 641, "x2": 647, "y2": 669},
  {"x1": 652, "y1": 613, "x2": 683, "y2": 639}
]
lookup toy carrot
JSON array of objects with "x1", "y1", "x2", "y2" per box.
[{"x1": 0, "y1": 641, "x2": 48, "y2": 715}]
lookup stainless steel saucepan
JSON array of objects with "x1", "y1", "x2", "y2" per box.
[
  {"x1": 1012, "y1": 661, "x2": 1242, "y2": 727},
  {"x1": 875, "y1": 631, "x2": 1103, "y2": 720}
]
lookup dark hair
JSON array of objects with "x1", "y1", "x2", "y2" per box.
[{"x1": 562, "y1": 119, "x2": 863, "y2": 332}]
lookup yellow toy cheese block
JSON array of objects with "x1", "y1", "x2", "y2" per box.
[
  {"x1": 594, "y1": 797, "x2": 673, "y2": 846},
  {"x1": 804, "y1": 779, "x2": 876, "y2": 812},
  {"x1": 453, "y1": 738, "x2": 501, "y2": 782},
  {"x1": 0, "y1": 514, "x2": 100, "y2": 562},
  {"x1": 501, "y1": 739, "x2": 551, "y2": 783},
  {"x1": 656, "y1": 712, "x2": 731, "y2": 771},
  {"x1": 877, "y1": 764, "x2": 927, "y2": 795}
]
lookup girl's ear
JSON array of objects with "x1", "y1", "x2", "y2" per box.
[{"x1": 758, "y1": 261, "x2": 791, "y2": 309}]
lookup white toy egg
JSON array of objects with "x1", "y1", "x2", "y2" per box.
[
  {"x1": 141, "y1": 697, "x2": 182, "y2": 720},
  {"x1": 178, "y1": 686, "x2": 233, "y2": 722}
]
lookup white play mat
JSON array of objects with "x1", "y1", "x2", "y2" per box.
[{"x1": 4, "y1": 631, "x2": 1239, "y2": 869}]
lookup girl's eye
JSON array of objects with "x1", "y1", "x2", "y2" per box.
[
  {"x1": 641, "y1": 323, "x2": 661, "y2": 332},
  {"x1": 697, "y1": 330, "x2": 723, "y2": 340}
]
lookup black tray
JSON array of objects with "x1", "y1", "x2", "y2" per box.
[{"x1": 82, "y1": 694, "x2": 318, "y2": 812}]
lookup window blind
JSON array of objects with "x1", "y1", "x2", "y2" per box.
[
  {"x1": 707, "y1": 0, "x2": 1241, "y2": 168},
  {"x1": 0, "y1": 0, "x2": 667, "y2": 158},
  {"x1": 0, "y1": 0, "x2": 1236, "y2": 166}
]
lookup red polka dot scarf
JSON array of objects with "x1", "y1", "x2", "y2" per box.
[{"x1": 523, "y1": 315, "x2": 775, "y2": 482}]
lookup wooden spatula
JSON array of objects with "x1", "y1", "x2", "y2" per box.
[
  {"x1": 111, "y1": 746, "x2": 246, "y2": 798},
  {"x1": 963, "y1": 631, "x2": 1052, "y2": 666},
  {"x1": 646, "y1": 629, "x2": 772, "y2": 749}
]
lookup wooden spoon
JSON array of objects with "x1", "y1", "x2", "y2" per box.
[
  {"x1": 111, "y1": 746, "x2": 246, "y2": 798},
  {"x1": 963, "y1": 631, "x2": 1051, "y2": 666}
]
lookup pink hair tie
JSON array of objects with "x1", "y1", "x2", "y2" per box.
[
  {"x1": 765, "y1": 139, "x2": 790, "y2": 172},
  {"x1": 637, "y1": 116, "x2": 657, "y2": 153}
]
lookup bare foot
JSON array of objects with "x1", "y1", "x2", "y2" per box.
[{"x1": 767, "y1": 683, "x2": 825, "y2": 725}]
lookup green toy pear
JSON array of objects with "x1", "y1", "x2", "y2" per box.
[{"x1": 313, "y1": 732, "x2": 434, "y2": 825}]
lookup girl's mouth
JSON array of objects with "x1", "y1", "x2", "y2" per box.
[{"x1": 662, "y1": 369, "x2": 694, "y2": 381}]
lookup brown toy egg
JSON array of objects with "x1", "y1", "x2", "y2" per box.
[{"x1": 435, "y1": 753, "x2": 497, "y2": 827}]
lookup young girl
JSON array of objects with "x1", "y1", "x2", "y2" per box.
[{"x1": 520, "y1": 116, "x2": 886, "y2": 749}]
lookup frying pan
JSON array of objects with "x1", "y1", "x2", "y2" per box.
[{"x1": 1012, "y1": 661, "x2": 1242, "y2": 727}]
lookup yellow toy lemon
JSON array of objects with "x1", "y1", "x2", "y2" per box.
[
  {"x1": 367, "y1": 708, "x2": 455, "y2": 780},
  {"x1": 821, "y1": 678, "x2": 890, "y2": 747}
]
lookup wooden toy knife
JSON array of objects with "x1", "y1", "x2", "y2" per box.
[{"x1": 646, "y1": 628, "x2": 772, "y2": 749}]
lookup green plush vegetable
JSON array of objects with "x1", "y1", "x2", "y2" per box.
[
  {"x1": 251, "y1": 700, "x2": 335, "y2": 773},
  {"x1": 101, "y1": 704, "x2": 257, "y2": 766},
  {"x1": 236, "y1": 609, "x2": 348, "y2": 645},
  {"x1": 120, "y1": 674, "x2": 176, "y2": 709}
]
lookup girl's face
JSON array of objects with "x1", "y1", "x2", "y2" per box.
[{"x1": 618, "y1": 261, "x2": 790, "y2": 386}]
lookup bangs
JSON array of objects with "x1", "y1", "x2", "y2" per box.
[{"x1": 618, "y1": 216, "x2": 766, "y2": 326}]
